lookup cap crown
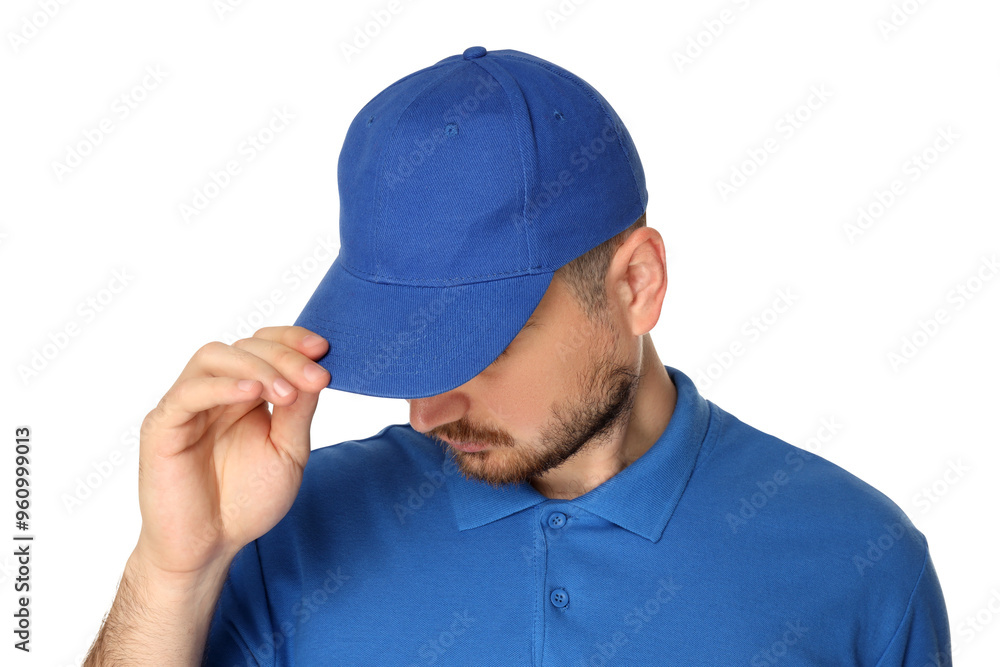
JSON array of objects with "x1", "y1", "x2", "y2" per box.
[{"x1": 336, "y1": 48, "x2": 647, "y2": 287}]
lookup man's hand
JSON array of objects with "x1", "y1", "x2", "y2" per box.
[
  {"x1": 85, "y1": 326, "x2": 331, "y2": 666},
  {"x1": 133, "y1": 325, "x2": 330, "y2": 576}
]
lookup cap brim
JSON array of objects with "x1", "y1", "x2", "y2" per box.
[{"x1": 293, "y1": 255, "x2": 555, "y2": 399}]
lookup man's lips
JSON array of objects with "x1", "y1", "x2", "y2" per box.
[{"x1": 442, "y1": 438, "x2": 490, "y2": 452}]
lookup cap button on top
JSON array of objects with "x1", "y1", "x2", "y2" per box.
[{"x1": 463, "y1": 46, "x2": 487, "y2": 60}]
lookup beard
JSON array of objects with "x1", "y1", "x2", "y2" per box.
[{"x1": 428, "y1": 315, "x2": 642, "y2": 492}]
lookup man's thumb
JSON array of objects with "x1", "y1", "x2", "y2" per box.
[{"x1": 269, "y1": 390, "x2": 320, "y2": 470}]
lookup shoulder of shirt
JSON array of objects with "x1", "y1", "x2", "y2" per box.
[
  {"x1": 290, "y1": 422, "x2": 445, "y2": 506},
  {"x1": 698, "y1": 404, "x2": 944, "y2": 658},
  {"x1": 306, "y1": 421, "x2": 433, "y2": 464},
  {"x1": 252, "y1": 423, "x2": 446, "y2": 553},
  {"x1": 699, "y1": 402, "x2": 930, "y2": 573}
]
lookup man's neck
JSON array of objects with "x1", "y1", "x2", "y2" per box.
[{"x1": 531, "y1": 337, "x2": 677, "y2": 500}]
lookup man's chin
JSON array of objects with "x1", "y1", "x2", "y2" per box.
[{"x1": 453, "y1": 454, "x2": 534, "y2": 489}]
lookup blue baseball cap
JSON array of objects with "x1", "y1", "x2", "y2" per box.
[{"x1": 293, "y1": 46, "x2": 647, "y2": 399}]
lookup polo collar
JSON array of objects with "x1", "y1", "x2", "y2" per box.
[{"x1": 444, "y1": 365, "x2": 713, "y2": 543}]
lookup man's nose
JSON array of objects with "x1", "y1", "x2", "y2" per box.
[{"x1": 407, "y1": 391, "x2": 471, "y2": 435}]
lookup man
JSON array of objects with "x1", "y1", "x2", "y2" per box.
[{"x1": 86, "y1": 47, "x2": 950, "y2": 665}]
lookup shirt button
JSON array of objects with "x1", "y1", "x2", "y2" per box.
[
  {"x1": 548, "y1": 512, "x2": 567, "y2": 528},
  {"x1": 550, "y1": 588, "x2": 569, "y2": 608}
]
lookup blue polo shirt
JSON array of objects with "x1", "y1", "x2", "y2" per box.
[{"x1": 203, "y1": 366, "x2": 950, "y2": 666}]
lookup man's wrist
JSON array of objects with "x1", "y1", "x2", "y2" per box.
[{"x1": 123, "y1": 546, "x2": 233, "y2": 615}]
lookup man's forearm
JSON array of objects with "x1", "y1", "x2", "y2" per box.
[{"x1": 84, "y1": 550, "x2": 232, "y2": 667}]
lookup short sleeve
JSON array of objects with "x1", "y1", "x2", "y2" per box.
[
  {"x1": 875, "y1": 547, "x2": 951, "y2": 667},
  {"x1": 202, "y1": 540, "x2": 275, "y2": 667}
]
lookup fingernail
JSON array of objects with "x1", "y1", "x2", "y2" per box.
[
  {"x1": 273, "y1": 377, "x2": 294, "y2": 397},
  {"x1": 303, "y1": 334, "x2": 323, "y2": 346},
  {"x1": 238, "y1": 379, "x2": 256, "y2": 391},
  {"x1": 303, "y1": 362, "x2": 325, "y2": 383}
]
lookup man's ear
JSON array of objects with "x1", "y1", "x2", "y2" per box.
[{"x1": 608, "y1": 227, "x2": 667, "y2": 337}]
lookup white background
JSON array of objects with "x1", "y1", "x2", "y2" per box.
[{"x1": 2, "y1": 0, "x2": 998, "y2": 664}]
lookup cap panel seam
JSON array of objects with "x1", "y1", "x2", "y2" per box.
[
  {"x1": 470, "y1": 58, "x2": 536, "y2": 271},
  {"x1": 498, "y1": 53, "x2": 644, "y2": 208}
]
